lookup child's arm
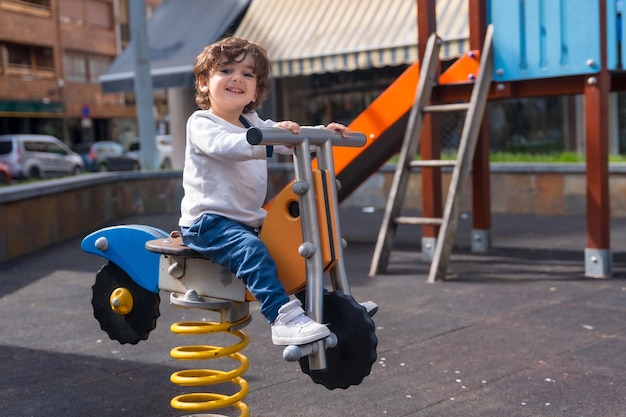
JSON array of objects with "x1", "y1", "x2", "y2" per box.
[{"x1": 189, "y1": 113, "x2": 268, "y2": 161}]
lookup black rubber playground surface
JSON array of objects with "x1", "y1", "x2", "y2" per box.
[{"x1": 1, "y1": 207, "x2": 626, "y2": 416}]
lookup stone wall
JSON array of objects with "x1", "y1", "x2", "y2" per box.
[
  {"x1": 342, "y1": 163, "x2": 626, "y2": 217},
  {"x1": 0, "y1": 172, "x2": 184, "y2": 262},
  {"x1": 1, "y1": 163, "x2": 625, "y2": 263}
]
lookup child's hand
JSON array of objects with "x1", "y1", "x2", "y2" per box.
[
  {"x1": 274, "y1": 120, "x2": 301, "y2": 134},
  {"x1": 326, "y1": 122, "x2": 350, "y2": 138}
]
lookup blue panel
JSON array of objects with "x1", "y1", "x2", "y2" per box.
[
  {"x1": 489, "y1": 0, "x2": 601, "y2": 81},
  {"x1": 81, "y1": 225, "x2": 169, "y2": 293}
]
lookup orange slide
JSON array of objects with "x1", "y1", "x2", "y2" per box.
[
  {"x1": 260, "y1": 51, "x2": 480, "y2": 294},
  {"x1": 329, "y1": 50, "x2": 481, "y2": 201}
]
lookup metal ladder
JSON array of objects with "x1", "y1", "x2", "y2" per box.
[{"x1": 369, "y1": 25, "x2": 494, "y2": 283}]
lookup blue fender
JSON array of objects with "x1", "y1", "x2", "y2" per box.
[{"x1": 81, "y1": 225, "x2": 170, "y2": 293}]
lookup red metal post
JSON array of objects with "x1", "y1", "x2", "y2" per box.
[
  {"x1": 467, "y1": 0, "x2": 491, "y2": 251},
  {"x1": 584, "y1": 71, "x2": 610, "y2": 250},
  {"x1": 584, "y1": 0, "x2": 611, "y2": 277},
  {"x1": 417, "y1": 0, "x2": 441, "y2": 247}
]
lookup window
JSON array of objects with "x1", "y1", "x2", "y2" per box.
[
  {"x1": 23, "y1": 0, "x2": 51, "y2": 7},
  {"x1": 37, "y1": 47, "x2": 54, "y2": 69},
  {"x1": 59, "y1": 0, "x2": 83, "y2": 22},
  {"x1": 120, "y1": 22, "x2": 130, "y2": 47},
  {"x1": 64, "y1": 52, "x2": 112, "y2": 83},
  {"x1": 0, "y1": 0, "x2": 51, "y2": 17},
  {"x1": 6, "y1": 43, "x2": 53, "y2": 69},
  {"x1": 2, "y1": 42, "x2": 54, "y2": 77},
  {"x1": 59, "y1": 0, "x2": 112, "y2": 28},
  {"x1": 88, "y1": 55, "x2": 111, "y2": 82},
  {"x1": 86, "y1": 0, "x2": 112, "y2": 28},
  {"x1": 64, "y1": 53, "x2": 87, "y2": 82},
  {"x1": 0, "y1": 142, "x2": 13, "y2": 155},
  {"x1": 6, "y1": 44, "x2": 31, "y2": 67},
  {"x1": 46, "y1": 141, "x2": 67, "y2": 155},
  {"x1": 24, "y1": 141, "x2": 48, "y2": 152},
  {"x1": 118, "y1": 0, "x2": 157, "y2": 49}
]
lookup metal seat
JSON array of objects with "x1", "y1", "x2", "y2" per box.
[{"x1": 145, "y1": 231, "x2": 201, "y2": 257}]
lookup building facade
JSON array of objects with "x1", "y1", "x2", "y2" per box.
[{"x1": 0, "y1": 0, "x2": 160, "y2": 146}]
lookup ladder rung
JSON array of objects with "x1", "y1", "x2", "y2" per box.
[
  {"x1": 409, "y1": 160, "x2": 457, "y2": 168},
  {"x1": 423, "y1": 103, "x2": 470, "y2": 113},
  {"x1": 394, "y1": 216, "x2": 443, "y2": 226}
]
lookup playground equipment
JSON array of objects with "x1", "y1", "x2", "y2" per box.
[
  {"x1": 369, "y1": 26, "x2": 494, "y2": 282},
  {"x1": 81, "y1": 127, "x2": 378, "y2": 416},
  {"x1": 342, "y1": 0, "x2": 624, "y2": 279}
]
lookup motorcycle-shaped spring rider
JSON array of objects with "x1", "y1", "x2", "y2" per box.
[{"x1": 81, "y1": 127, "x2": 378, "y2": 416}]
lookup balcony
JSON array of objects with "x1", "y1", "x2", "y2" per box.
[
  {"x1": 2, "y1": 63, "x2": 55, "y2": 80},
  {"x1": 0, "y1": 0, "x2": 52, "y2": 18}
]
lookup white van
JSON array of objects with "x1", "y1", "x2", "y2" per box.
[
  {"x1": 0, "y1": 134, "x2": 85, "y2": 180},
  {"x1": 127, "y1": 134, "x2": 173, "y2": 169}
]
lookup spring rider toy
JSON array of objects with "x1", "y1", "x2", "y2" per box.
[{"x1": 81, "y1": 127, "x2": 378, "y2": 416}]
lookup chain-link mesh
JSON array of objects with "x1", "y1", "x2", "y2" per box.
[{"x1": 439, "y1": 111, "x2": 465, "y2": 154}]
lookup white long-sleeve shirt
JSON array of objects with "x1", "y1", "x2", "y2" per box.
[{"x1": 179, "y1": 110, "x2": 292, "y2": 228}]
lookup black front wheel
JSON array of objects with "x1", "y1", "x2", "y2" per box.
[
  {"x1": 297, "y1": 291, "x2": 378, "y2": 390},
  {"x1": 91, "y1": 262, "x2": 160, "y2": 344}
]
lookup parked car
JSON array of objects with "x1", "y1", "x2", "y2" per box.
[
  {"x1": 72, "y1": 141, "x2": 140, "y2": 172},
  {"x1": 0, "y1": 134, "x2": 84, "y2": 180},
  {"x1": 127, "y1": 134, "x2": 173, "y2": 170},
  {"x1": 0, "y1": 161, "x2": 12, "y2": 185}
]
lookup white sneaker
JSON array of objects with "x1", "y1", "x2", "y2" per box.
[
  {"x1": 271, "y1": 299, "x2": 330, "y2": 346},
  {"x1": 360, "y1": 300, "x2": 379, "y2": 317}
]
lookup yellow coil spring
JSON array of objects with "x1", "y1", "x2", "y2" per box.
[{"x1": 169, "y1": 315, "x2": 251, "y2": 416}]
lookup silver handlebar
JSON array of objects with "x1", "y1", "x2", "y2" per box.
[{"x1": 246, "y1": 127, "x2": 366, "y2": 147}]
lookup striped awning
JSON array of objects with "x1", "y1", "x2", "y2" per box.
[{"x1": 234, "y1": 0, "x2": 468, "y2": 78}]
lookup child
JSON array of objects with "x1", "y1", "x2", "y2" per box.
[{"x1": 178, "y1": 37, "x2": 350, "y2": 346}]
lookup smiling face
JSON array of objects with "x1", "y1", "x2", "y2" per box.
[
  {"x1": 193, "y1": 38, "x2": 272, "y2": 118},
  {"x1": 198, "y1": 54, "x2": 258, "y2": 124}
]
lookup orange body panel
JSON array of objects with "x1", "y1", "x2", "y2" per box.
[
  {"x1": 258, "y1": 183, "x2": 304, "y2": 300},
  {"x1": 256, "y1": 169, "x2": 339, "y2": 300}
]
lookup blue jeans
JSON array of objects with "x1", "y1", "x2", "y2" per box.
[{"x1": 181, "y1": 213, "x2": 290, "y2": 323}]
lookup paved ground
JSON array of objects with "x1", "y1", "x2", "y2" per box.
[{"x1": 1, "y1": 207, "x2": 626, "y2": 417}]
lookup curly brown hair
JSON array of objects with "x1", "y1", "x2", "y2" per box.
[{"x1": 193, "y1": 37, "x2": 272, "y2": 113}]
